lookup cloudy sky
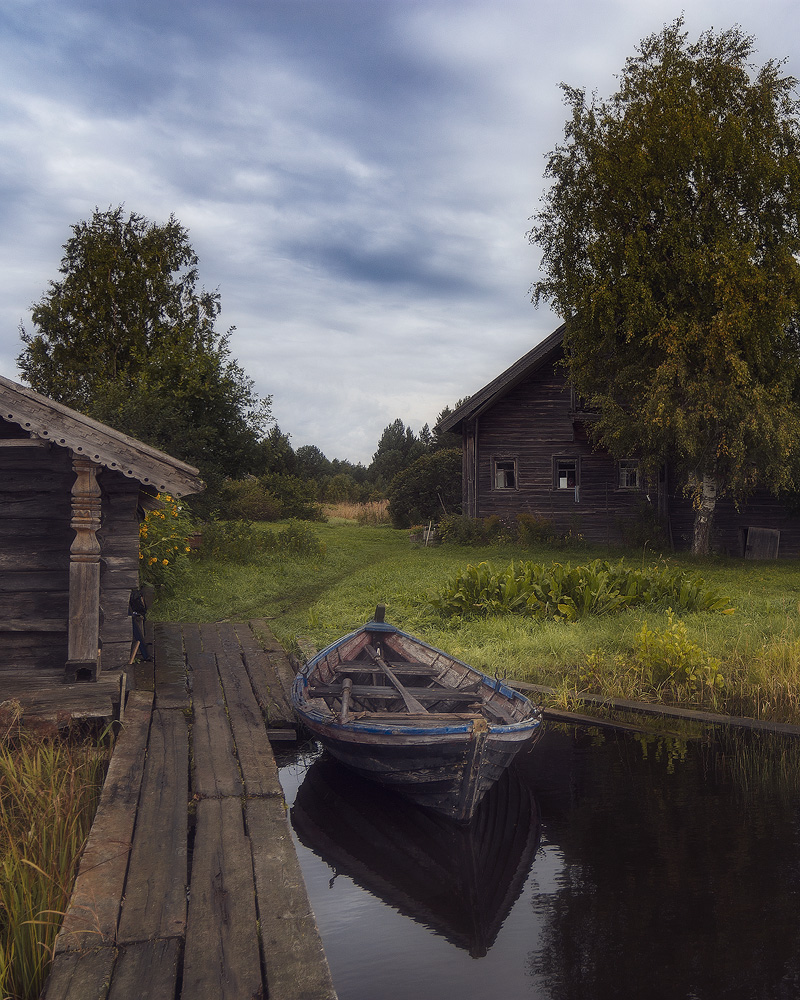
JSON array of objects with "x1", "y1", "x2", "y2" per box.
[{"x1": 2, "y1": 0, "x2": 799, "y2": 464}]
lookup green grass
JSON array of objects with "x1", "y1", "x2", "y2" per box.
[{"x1": 152, "y1": 520, "x2": 800, "y2": 724}]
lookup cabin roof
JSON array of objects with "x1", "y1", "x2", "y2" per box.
[
  {"x1": 0, "y1": 375, "x2": 204, "y2": 496},
  {"x1": 437, "y1": 323, "x2": 565, "y2": 434}
]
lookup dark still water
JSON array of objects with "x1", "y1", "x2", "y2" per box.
[{"x1": 276, "y1": 726, "x2": 800, "y2": 1000}]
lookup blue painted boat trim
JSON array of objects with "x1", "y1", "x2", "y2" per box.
[{"x1": 292, "y1": 619, "x2": 542, "y2": 738}]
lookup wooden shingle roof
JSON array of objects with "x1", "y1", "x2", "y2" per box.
[
  {"x1": 437, "y1": 323, "x2": 565, "y2": 434},
  {"x1": 0, "y1": 375, "x2": 204, "y2": 496}
]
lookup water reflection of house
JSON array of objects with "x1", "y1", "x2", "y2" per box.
[
  {"x1": 438, "y1": 324, "x2": 799, "y2": 556},
  {"x1": 0, "y1": 375, "x2": 203, "y2": 721}
]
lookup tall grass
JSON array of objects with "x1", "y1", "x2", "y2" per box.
[
  {"x1": 0, "y1": 716, "x2": 109, "y2": 1000},
  {"x1": 152, "y1": 521, "x2": 800, "y2": 724},
  {"x1": 322, "y1": 500, "x2": 390, "y2": 525}
]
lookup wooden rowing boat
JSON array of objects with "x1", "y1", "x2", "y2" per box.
[{"x1": 290, "y1": 606, "x2": 542, "y2": 823}]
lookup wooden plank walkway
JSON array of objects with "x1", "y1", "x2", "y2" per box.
[{"x1": 43, "y1": 620, "x2": 338, "y2": 1000}]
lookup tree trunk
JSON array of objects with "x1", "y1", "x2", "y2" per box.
[{"x1": 692, "y1": 474, "x2": 718, "y2": 555}]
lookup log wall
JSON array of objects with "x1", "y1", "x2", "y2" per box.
[
  {"x1": 469, "y1": 356, "x2": 648, "y2": 546},
  {"x1": 467, "y1": 355, "x2": 800, "y2": 557},
  {"x1": 0, "y1": 421, "x2": 142, "y2": 677},
  {"x1": 0, "y1": 428, "x2": 72, "y2": 672}
]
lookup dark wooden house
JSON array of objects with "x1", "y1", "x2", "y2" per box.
[
  {"x1": 0, "y1": 375, "x2": 203, "y2": 704},
  {"x1": 438, "y1": 325, "x2": 800, "y2": 557}
]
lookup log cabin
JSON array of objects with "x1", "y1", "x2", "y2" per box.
[
  {"x1": 0, "y1": 374, "x2": 203, "y2": 700},
  {"x1": 438, "y1": 324, "x2": 800, "y2": 558}
]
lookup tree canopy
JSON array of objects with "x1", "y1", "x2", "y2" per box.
[
  {"x1": 18, "y1": 206, "x2": 270, "y2": 482},
  {"x1": 530, "y1": 20, "x2": 800, "y2": 553}
]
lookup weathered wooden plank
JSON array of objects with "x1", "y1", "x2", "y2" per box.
[
  {"x1": 56, "y1": 692, "x2": 153, "y2": 952},
  {"x1": 41, "y1": 947, "x2": 117, "y2": 1000},
  {"x1": 745, "y1": 526, "x2": 781, "y2": 559},
  {"x1": 0, "y1": 494, "x2": 73, "y2": 518},
  {"x1": 216, "y1": 649, "x2": 283, "y2": 798},
  {"x1": 117, "y1": 708, "x2": 188, "y2": 943},
  {"x1": 249, "y1": 619, "x2": 297, "y2": 704},
  {"x1": 1, "y1": 618, "x2": 67, "y2": 632},
  {"x1": 0, "y1": 589, "x2": 69, "y2": 617},
  {"x1": 98, "y1": 618, "x2": 134, "y2": 644},
  {"x1": 233, "y1": 622, "x2": 295, "y2": 727},
  {"x1": 100, "y1": 568, "x2": 140, "y2": 590},
  {"x1": 0, "y1": 445, "x2": 71, "y2": 470},
  {"x1": 246, "y1": 797, "x2": 338, "y2": 1000},
  {"x1": 152, "y1": 622, "x2": 187, "y2": 708},
  {"x1": 197, "y1": 621, "x2": 224, "y2": 655},
  {"x1": 181, "y1": 622, "x2": 203, "y2": 660},
  {"x1": 0, "y1": 518, "x2": 71, "y2": 541},
  {"x1": 97, "y1": 531, "x2": 141, "y2": 555},
  {"x1": 182, "y1": 797, "x2": 263, "y2": 1000},
  {"x1": 0, "y1": 436, "x2": 50, "y2": 446},
  {"x1": 0, "y1": 671, "x2": 122, "y2": 728},
  {"x1": 190, "y1": 651, "x2": 243, "y2": 799},
  {"x1": 0, "y1": 472, "x2": 69, "y2": 496},
  {"x1": 309, "y1": 683, "x2": 480, "y2": 702},
  {"x1": 0, "y1": 570, "x2": 70, "y2": 591},
  {"x1": 106, "y1": 939, "x2": 181, "y2": 1000}
]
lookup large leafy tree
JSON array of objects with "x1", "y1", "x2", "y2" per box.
[
  {"x1": 530, "y1": 20, "x2": 800, "y2": 554},
  {"x1": 18, "y1": 206, "x2": 270, "y2": 481}
]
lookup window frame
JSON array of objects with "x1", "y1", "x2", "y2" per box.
[
  {"x1": 617, "y1": 459, "x2": 641, "y2": 491},
  {"x1": 553, "y1": 456, "x2": 579, "y2": 491},
  {"x1": 492, "y1": 457, "x2": 518, "y2": 491}
]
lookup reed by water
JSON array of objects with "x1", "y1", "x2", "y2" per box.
[{"x1": 0, "y1": 712, "x2": 109, "y2": 1000}]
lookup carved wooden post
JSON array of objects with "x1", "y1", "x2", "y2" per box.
[{"x1": 65, "y1": 455, "x2": 102, "y2": 682}]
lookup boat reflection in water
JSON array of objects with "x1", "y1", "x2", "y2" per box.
[{"x1": 290, "y1": 752, "x2": 541, "y2": 958}]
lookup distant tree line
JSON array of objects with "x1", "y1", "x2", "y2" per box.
[{"x1": 17, "y1": 206, "x2": 464, "y2": 527}]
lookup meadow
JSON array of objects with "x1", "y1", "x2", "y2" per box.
[{"x1": 154, "y1": 513, "x2": 800, "y2": 725}]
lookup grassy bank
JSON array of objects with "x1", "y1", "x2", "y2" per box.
[
  {"x1": 0, "y1": 718, "x2": 109, "y2": 1000},
  {"x1": 153, "y1": 519, "x2": 800, "y2": 724}
]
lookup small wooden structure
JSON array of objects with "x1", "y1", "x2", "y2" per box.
[
  {"x1": 439, "y1": 324, "x2": 800, "y2": 556},
  {"x1": 291, "y1": 608, "x2": 541, "y2": 823},
  {"x1": 0, "y1": 375, "x2": 203, "y2": 698}
]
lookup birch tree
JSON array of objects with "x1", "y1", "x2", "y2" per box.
[{"x1": 530, "y1": 19, "x2": 800, "y2": 553}]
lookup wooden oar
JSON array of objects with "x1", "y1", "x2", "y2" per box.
[{"x1": 364, "y1": 643, "x2": 429, "y2": 714}]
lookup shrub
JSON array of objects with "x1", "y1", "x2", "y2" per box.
[
  {"x1": 515, "y1": 512, "x2": 560, "y2": 546},
  {"x1": 436, "y1": 512, "x2": 572, "y2": 548},
  {"x1": 195, "y1": 519, "x2": 326, "y2": 563},
  {"x1": 387, "y1": 448, "x2": 461, "y2": 528},
  {"x1": 429, "y1": 558, "x2": 734, "y2": 621},
  {"x1": 635, "y1": 612, "x2": 725, "y2": 694},
  {"x1": 219, "y1": 479, "x2": 283, "y2": 521},
  {"x1": 139, "y1": 493, "x2": 196, "y2": 590},
  {"x1": 437, "y1": 514, "x2": 513, "y2": 545},
  {"x1": 263, "y1": 520, "x2": 327, "y2": 559},
  {"x1": 259, "y1": 473, "x2": 325, "y2": 521}
]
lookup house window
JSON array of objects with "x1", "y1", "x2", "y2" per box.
[
  {"x1": 554, "y1": 457, "x2": 578, "y2": 490},
  {"x1": 618, "y1": 460, "x2": 640, "y2": 490},
  {"x1": 494, "y1": 459, "x2": 517, "y2": 490}
]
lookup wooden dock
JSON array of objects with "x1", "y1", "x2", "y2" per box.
[{"x1": 42, "y1": 620, "x2": 338, "y2": 1000}]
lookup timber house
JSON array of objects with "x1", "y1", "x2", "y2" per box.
[
  {"x1": 439, "y1": 324, "x2": 800, "y2": 558},
  {"x1": 0, "y1": 375, "x2": 203, "y2": 711}
]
